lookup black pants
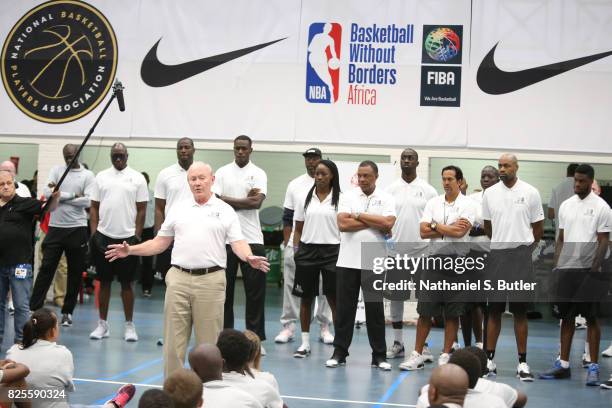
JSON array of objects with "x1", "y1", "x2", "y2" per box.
[
  {"x1": 333, "y1": 266, "x2": 386, "y2": 359},
  {"x1": 139, "y1": 227, "x2": 155, "y2": 292},
  {"x1": 30, "y1": 226, "x2": 88, "y2": 314},
  {"x1": 156, "y1": 244, "x2": 173, "y2": 280},
  {"x1": 223, "y1": 244, "x2": 267, "y2": 340}
]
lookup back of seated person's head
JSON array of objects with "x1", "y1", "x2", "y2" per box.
[
  {"x1": 188, "y1": 344, "x2": 223, "y2": 383},
  {"x1": 428, "y1": 364, "x2": 469, "y2": 407},
  {"x1": 464, "y1": 346, "x2": 488, "y2": 378},
  {"x1": 138, "y1": 389, "x2": 175, "y2": 408},
  {"x1": 448, "y1": 349, "x2": 481, "y2": 389},
  {"x1": 163, "y1": 368, "x2": 203, "y2": 408},
  {"x1": 21, "y1": 308, "x2": 57, "y2": 349},
  {"x1": 243, "y1": 330, "x2": 262, "y2": 370},
  {"x1": 216, "y1": 329, "x2": 254, "y2": 377}
]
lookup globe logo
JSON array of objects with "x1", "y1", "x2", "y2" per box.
[{"x1": 424, "y1": 27, "x2": 460, "y2": 62}]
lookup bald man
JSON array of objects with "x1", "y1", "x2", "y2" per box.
[
  {"x1": 106, "y1": 162, "x2": 269, "y2": 378},
  {"x1": 0, "y1": 161, "x2": 31, "y2": 198},
  {"x1": 482, "y1": 153, "x2": 544, "y2": 381},
  {"x1": 188, "y1": 344, "x2": 262, "y2": 408},
  {"x1": 427, "y1": 364, "x2": 469, "y2": 408}
]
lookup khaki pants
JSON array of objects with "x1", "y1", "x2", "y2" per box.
[{"x1": 163, "y1": 266, "x2": 226, "y2": 378}]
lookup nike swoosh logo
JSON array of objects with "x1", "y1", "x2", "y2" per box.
[
  {"x1": 477, "y1": 42, "x2": 612, "y2": 95},
  {"x1": 141, "y1": 37, "x2": 286, "y2": 87}
]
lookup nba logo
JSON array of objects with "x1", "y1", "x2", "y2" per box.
[{"x1": 306, "y1": 23, "x2": 342, "y2": 103}]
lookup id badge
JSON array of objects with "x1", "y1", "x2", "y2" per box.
[{"x1": 15, "y1": 264, "x2": 31, "y2": 280}]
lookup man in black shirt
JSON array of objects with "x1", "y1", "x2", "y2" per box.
[{"x1": 0, "y1": 169, "x2": 59, "y2": 345}]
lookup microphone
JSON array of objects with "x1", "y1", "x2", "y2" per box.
[{"x1": 113, "y1": 79, "x2": 125, "y2": 111}]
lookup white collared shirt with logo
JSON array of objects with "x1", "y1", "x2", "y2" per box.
[
  {"x1": 336, "y1": 187, "x2": 396, "y2": 270},
  {"x1": 557, "y1": 192, "x2": 611, "y2": 269},
  {"x1": 386, "y1": 177, "x2": 438, "y2": 255},
  {"x1": 154, "y1": 163, "x2": 193, "y2": 217},
  {"x1": 294, "y1": 189, "x2": 341, "y2": 244},
  {"x1": 283, "y1": 173, "x2": 315, "y2": 243},
  {"x1": 482, "y1": 178, "x2": 544, "y2": 249},
  {"x1": 420, "y1": 193, "x2": 477, "y2": 255},
  {"x1": 213, "y1": 161, "x2": 267, "y2": 244},
  {"x1": 91, "y1": 166, "x2": 149, "y2": 239},
  {"x1": 158, "y1": 195, "x2": 243, "y2": 269}
]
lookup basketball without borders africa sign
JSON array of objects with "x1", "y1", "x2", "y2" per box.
[{"x1": 1, "y1": 0, "x2": 117, "y2": 124}]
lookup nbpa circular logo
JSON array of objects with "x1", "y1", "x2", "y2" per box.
[
  {"x1": 1, "y1": 0, "x2": 118, "y2": 123},
  {"x1": 424, "y1": 27, "x2": 460, "y2": 63}
]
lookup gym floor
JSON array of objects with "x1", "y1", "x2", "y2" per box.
[{"x1": 3, "y1": 283, "x2": 612, "y2": 407}]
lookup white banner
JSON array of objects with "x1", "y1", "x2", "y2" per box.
[{"x1": 0, "y1": 0, "x2": 610, "y2": 153}]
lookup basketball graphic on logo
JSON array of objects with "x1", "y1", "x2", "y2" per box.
[
  {"x1": 1, "y1": 1, "x2": 117, "y2": 123},
  {"x1": 24, "y1": 25, "x2": 94, "y2": 99}
]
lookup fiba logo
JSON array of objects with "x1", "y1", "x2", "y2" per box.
[
  {"x1": 1, "y1": 1, "x2": 117, "y2": 123},
  {"x1": 305, "y1": 23, "x2": 342, "y2": 104},
  {"x1": 421, "y1": 26, "x2": 463, "y2": 65}
]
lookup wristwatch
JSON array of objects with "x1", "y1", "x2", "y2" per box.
[
  {"x1": 354, "y1": 211, "x2": 361, "y2": 220},
  {"x1": 430, "y1": 221, "x2": 438, "y2": 231}
]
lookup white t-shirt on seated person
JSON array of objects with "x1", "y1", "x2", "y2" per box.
[
  {"x1": 417, "y1": 384, "x2": 506, "y2": 408},
  {"x1": 222, "y1": 371, "x2": 283, "y2": 408},
  {"x1": 213, "y1": 161, "x2": 267, "y2": 245},
  {"x1": 203, "y1": 380, "x2": 263, "y2": 408},
  {"x1": 474, "y1": 378, "x2": 518, "y2": 408},
  {"x1": 157, "y1": 195, "x2": 244, "y2": 269},
  {"x1": 90, "y1": 166, "x2": 149, "y2": 239},
  {"x1": 336, "y1": 187, "x2": 396, "y2": 270}
]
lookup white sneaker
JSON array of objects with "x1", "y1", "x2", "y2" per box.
[
  {"x1": 371, "y1": 358, "x2": 392, "y2": 371},
  {"x1": 422, "y1": 344, "x2": 435, "y2": 363},
  {"x1": 274, "y1": 323, "x2": 295, "y2": 343},
  {"x1": 399, "y1": 351, "x2": 425, "y2": 371},
  {"x1": 475, "y1": 342, "x2": 483, "y2": 350},
  {"x1": 486, "y1": 359, "x2": 497, "y2": 377},
  {"x1": 575, "y1": 315, "x2": 587, "y2": 330},
  {"x1": 451, "y1": 342, "x2": 461, "y2": 352},
  {"x1": 438, "y1": 352, "x2": 450, "y2": 366},
  {"x1": 319, "y1": 325, "x2": 334, "y2": 344},
  {"x1": 124, "y1": 322, "x2": 138, "y2": 342},
  {"x1": 602, "y1": 343, "x2": 612, "y2": 358},
  {"x1": 89, "y1": 320, "x2": 109, "y2": 340},
  {"x1": 516, "y1": 362, "x2": 534, "y2": 382},
  {"x1": 293, "y1": 344, "x2": 311, "y2": 358},
  {"x1": 387, "y1": 341, "x2": 405, "y2": 359},
  {"x1": 260, "y1": 345, "x2": 266, "y2": 356}
]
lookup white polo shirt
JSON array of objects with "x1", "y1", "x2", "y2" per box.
[
  {"x1": 469, "y1": 191, "x2": 491, "y2": 253},
  {"x1": 420, "y1": 193, "x2": 476, "y2": 255},
  {"x1": 474, "y1": 378, "x2": 518, "y2": 408},
  {"x1": 294, "y1": 189, "x2": 341, "y2": 244},
  {"x1": 158, "y1": 195, "x2": 243, "y2": 269},
  {"x1": 203, "y1": 380, "x2": 263, "y2": 408},
  {"x1": 222, "y1": 372, "x2": 283, "y2": 408},
  {"x1": 482, "y1": 178, "x2": 544, "y2": 249},
  {"x1": 154, "y1": 163, "x2": 192, "y2": 217},
  {"x1": 417, "y1": 384, "x2": 506, "y2": 408},
  {"x1": 336, "y1": 187, "x2": 396, "y2": 270},
  {"x1": 213, "y1": 161, "x2": 267, "y2": 244},
  {"x1": 386, "y1": 177, "x2": 438, "y2": 255},
  {"x1": 284, "y1": 173, "x2": 316, "y2": 243},
  {"x1": 557, "y1": 192, "x2": 611, "y2": 269},
  {"x1": 91, "y1": 166, "x2": 149, "y2": 239}
]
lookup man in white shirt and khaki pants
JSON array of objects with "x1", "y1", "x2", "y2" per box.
[{"x1": 105, "y1": 162, "x2": 269, "y2": 378}]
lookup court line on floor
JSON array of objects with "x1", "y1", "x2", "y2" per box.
[
  {"x1": 98, "y1": 358, "x2": 163, "y2": 381},
  {"x1": 375, "y1": 371, "x2": 410, "y2": 407},
  {"x1": 73, "y1": 378, "x2": 416, "y2": 407}
]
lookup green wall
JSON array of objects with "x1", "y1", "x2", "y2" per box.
[{"x1": 0, "y1": 143, "x2": 38, "y2": 182}]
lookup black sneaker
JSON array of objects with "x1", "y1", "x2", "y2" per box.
[
  {"x1": 371, "y1": 357, "x2": 392, "y2": 371},
  {"x1": 601, "y1": 376, "x2": 612, "y2": 389},
  {"x1": 325, "y1": 351, "x2": 346, "y2": 368},
  {"x1": 293, "y1": 345, "x2": 311, "y2": 358},
  {"x1": 142, "y1": 290, "x2": 152, "y2": 298},
  {"x1": 516, "y1": 362, "x2": 535, "y2": 382},
  {"x1": 61, "y1": 313, "x2": 72, "y2": 327},
  {"x1": 539, "y1": 359, "x2": 571, "y2": 379}
]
